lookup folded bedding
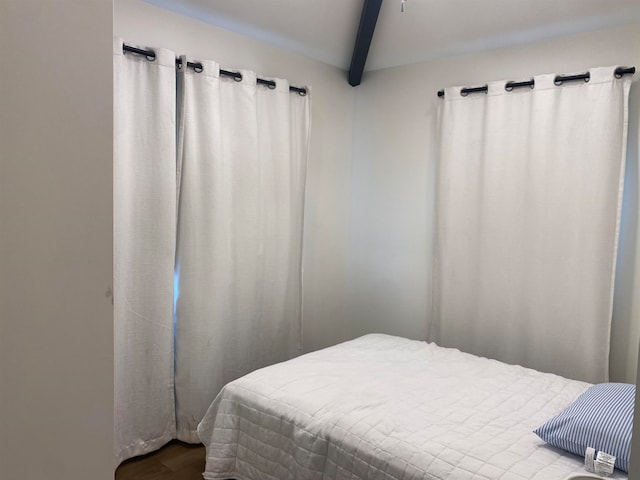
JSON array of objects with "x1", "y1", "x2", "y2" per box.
[{"x1": 197, "y1": 334, "x2": 629, "y2": 480}]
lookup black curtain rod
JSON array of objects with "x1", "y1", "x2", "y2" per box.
[
  {"x1": 123, "y1": 44, "x2": 307, "y2": 96},
  {"x1": 437, "y1": 66, "x2": 635, "y2": 98}
]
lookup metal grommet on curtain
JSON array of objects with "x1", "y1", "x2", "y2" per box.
[
  {"x1": 257, "y1": 78, "x2": 277, "y2": 89},
  {"x1": 505, "y1": 79, "x2": 535, "y2": 92},
  {"x1": 220, "y1": 69, "x2": 243, "y2": 82},
  {"x1": 460, "y1": 85, "x2": 488, "y2": 97},
  {"x1": 122, "y1": 44, "x2": 156, "y2": 62},
  {"x1": 554, "y1": 72, "x2": 590, "y2": 86},
  {"x1": 289, "y1": 86, "x2": 307, "y2": 96},
  {"x1": 613, "y1": 66, "x2": 636, "y2": 79},
  {"x1": 192, "y1": 62, "x2": 203, "y2": 74}
]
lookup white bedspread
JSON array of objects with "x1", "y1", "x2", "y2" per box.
[{"x1": 197, "y1": 334, "x2": 627, "y2": 480}]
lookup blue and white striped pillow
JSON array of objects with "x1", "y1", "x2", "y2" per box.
[{"x1": 534, "y1": 383, "x2": 635, "y2": 472}]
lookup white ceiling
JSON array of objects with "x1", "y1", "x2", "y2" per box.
[{"x1": 145, "y1": 0, "x2": 640, "y2": 72}]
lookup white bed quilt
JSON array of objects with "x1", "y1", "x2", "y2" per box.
[{"x1": 197, "y1": 334, "x2": 627, "y2": 480}]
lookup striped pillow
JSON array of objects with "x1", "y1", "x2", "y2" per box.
[{"x1": 534, "y1": 383, "x2": 635, "y2": 473}]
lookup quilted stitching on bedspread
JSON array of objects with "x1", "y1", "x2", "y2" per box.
[{"x1": 197, "y1": 334, "x2": 628, "y2": 480}]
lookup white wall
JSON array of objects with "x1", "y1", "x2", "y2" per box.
[
  {"x1": 350, "y1": 23, "x2": 640, "y2": 383},
  {"x1": 0, "y1": 1, "x2": 114, "y2": 479},
  {"x1": 114, "y1": 0, "x2": 355, "y2": 353}
]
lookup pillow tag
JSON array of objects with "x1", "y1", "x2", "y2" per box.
[
  {"x1": 585, "y1": 447, "x2": 596, "y2": 473},
  {"x1": 594, "y1": 451, "x2": 616, "y2": 477}
]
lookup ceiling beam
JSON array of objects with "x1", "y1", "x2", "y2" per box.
[{"x1": 348, "y1": 0, "x2": 383, "y2": 87}]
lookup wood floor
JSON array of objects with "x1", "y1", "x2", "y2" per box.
[{"x1": 115, "y1": 441, "x2": 206, "y2": 480}]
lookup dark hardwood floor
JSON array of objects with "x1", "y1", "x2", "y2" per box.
[{"x1": 116, "y1": 441, "x2": 206, "y2": 480}]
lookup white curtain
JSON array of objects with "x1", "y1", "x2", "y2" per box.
[
  {"x1": 431, "y1": 66, "x2": 631, "y2": 383},
  {"x1": 113, "y1": 39, "x2": 177, "y2": 462},
  {"x1": 174, "y1": 59, "x2": 310, "y2": 441},
  {"x1": 114, "y1": 43, "x2": 310, "y2": 456}
]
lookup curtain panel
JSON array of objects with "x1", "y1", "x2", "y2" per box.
[
  {"x1": 113, "y1": 39, "x2": 177, "y2": 463},
  {"x1": 431, "y1": 67, "x2": 631, "y2": 383},
  {"x1": 174, "y1": 58, "x2": 311, "y2": 442}
]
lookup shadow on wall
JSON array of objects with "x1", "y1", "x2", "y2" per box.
[{"x1": 611, "y1": 79, "x2": 640, "y2": 384}]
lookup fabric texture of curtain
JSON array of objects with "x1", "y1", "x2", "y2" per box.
[
  {"x1": 114, "y1": 41, "x2": 310, "y2": 457},
  {"x1": 173, "y1": 59, "x2": 310, "y2": 441},
  {"x1": 431, "y1": 67, "x2": 631, "y2": 383},
  {"x1": 113, "y1": 39, "x2": 178, "y2": 462}
]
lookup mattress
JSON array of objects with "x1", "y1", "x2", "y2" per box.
[{"x1": 197, "y1": 334, "x2": 627, "y2": 480}]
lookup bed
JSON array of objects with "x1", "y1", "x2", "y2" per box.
[{"x1": 197, "y1": 334, "x2": 628, "y2": 480}]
